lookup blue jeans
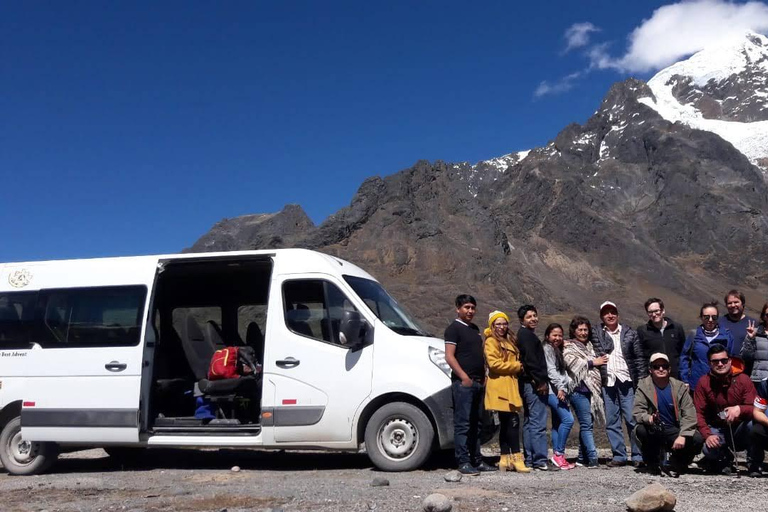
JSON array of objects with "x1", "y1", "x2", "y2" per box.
[
  {"x1": 451, "y1": 380, "x2": 484, "y2": 465},
  {"x1": 702, "y1": 422, "x2": 752, "y2": 464},
  {"x1": 522, "y1": 381, "x2": 549, "y2": 467},
  {"x1": 603, "y1": 380, "x2": 641, "y2": 462},
  {"x1": 547, "y1": 393, "x2": 574, "y2": 455},
  {"x1": 570, "y1": 390, "x2": 598, "y2": 463}
]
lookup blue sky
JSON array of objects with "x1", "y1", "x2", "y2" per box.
[{"x1": 1, "y1": 1, "x2": 755, "y2": 261}]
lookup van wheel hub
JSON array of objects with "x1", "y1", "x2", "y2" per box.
[
  {"x1": 378, "y1": 418, "x2": 417, "y2": 460},
  {"x1": 9, "y1": 432, "x2": 36, "y2": 465}
]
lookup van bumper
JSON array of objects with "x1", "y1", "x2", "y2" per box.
[{"x1": 423, "y1": 386, "x2": 453, "y2": 449}]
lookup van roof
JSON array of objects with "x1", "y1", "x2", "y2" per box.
[{"x1": 0, "y1": 248, "x2": 378, "y2": 292}]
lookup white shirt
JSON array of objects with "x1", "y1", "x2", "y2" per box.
[{"x1": 605, "y1": 324, "x2": 631, "y2": 386}]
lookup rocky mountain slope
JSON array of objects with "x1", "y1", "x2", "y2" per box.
[{"x1": 187, "y1": 33, "x2": 768, "y2": 333}]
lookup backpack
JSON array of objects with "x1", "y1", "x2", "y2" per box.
[{"x1": 207, "y1": 346, "x2": 260, "y2": 380}]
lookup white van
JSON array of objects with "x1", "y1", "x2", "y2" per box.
[{"x1": 0, "y1": 249, "x2": 453, "y2": 475}]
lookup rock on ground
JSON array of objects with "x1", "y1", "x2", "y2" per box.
[
  {"x1": 423, "y1": 493, "x2": 452, "y2": 512},
  {"x1": 625, "y1": 483, "x2": 676, "y2": 512}
]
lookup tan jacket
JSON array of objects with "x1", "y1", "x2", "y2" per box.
[
  {"x1": 484, "y1": 334, "x2": 524, "y2": 412},
  {"x1": 633, "y1": 375, "x2": 697, "y2": 437}
]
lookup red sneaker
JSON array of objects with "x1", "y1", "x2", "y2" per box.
[{"x1": 551, "y1": 453, "x2": 575, "y2": 470}]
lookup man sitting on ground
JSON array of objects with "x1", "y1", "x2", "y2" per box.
[
  {"x1": 693, "y1": 344, "x2": 756, "y2": 474},
  {"x1": 633, "y1": 353, "x2": 703, "y2": 476}
]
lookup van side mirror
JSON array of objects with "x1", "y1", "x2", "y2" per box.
[{"x1": 339, "y1": 310, "x2": 371, "y2": 351}]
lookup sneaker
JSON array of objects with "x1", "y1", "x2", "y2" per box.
[
  {"x1": 606, "y1": 459, "x2": 627, "y2": 468},
  {"x1": 533, "y1": 464, "x2": 549, "y2": 471},
  {"x1": 720, "y1": 465, "x2": 733, "y2": 476},
  {"x1": 458, "y1": 463, "x2": 480, "y2": 476},
  {"x1": 748, "y1": 466, "x2": 762, "y2": 478},
  {"x1": 475, "y1": 461, "x2": 498, "y2": 472},
  {"x1": 551, "y1": 454, "x2": 575, "y2": 470},
  {"x1": 631, "y1": 460, "x2": 644, "y2": 468},
  {"x1": 574, "y1": 460, "x2": 585, "y2": 467},
  {"x1": 586, "y1": 459, "x2": 600, "y2": 469},
  {"x1": 662, "y1": 465, "x2": 680, "y2": 478}
]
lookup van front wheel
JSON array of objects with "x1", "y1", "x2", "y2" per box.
[
  {"x1": 364, "y1": 402, "x2": 434, "y2": 471},
  {"x1": 0, "y1": 417, "x2": 57, "y2": 475}
]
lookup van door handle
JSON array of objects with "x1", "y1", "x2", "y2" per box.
[
  {"x1": 105, "y1": 361, "x2": 127, "y2": 372},
  {"x1": 276, "y1": 357, "x2": 300, "y2": 368}
]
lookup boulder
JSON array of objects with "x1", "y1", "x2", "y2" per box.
[
  {"x1": 423, "y1": 493, "x2": 452, "y2": 512},
  {"x1": 625, "y1": 483, "x2": 676, "y2": 512}
]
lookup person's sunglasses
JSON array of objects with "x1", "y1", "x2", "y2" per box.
[
  {"x1": 701, "y1": 314, "x2": 718, "y2": 321},
  {"x1": 709, "y1": 357, "x2": 730, "y2": 366},
  {"x1": 651, "y1": 364, "x2": 670, "y2": 370}
]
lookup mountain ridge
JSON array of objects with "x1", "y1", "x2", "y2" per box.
[{"x1": 187, "y1": 33, "x2": 768, "y2": 332}]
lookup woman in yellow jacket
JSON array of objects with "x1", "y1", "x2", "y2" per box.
[{"x1": 484, "y1": 310, "x2": 530, "y2": 473}]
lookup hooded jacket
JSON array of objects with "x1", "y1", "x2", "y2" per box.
[
  {"x1": 633, "y1": 375, "x2": 697, "y2": 437},
  {"x1": 679, "y1": 326, "x2": 735, "y2": 391},
  {"x1": 692, "y1": 362, "x2": 756, "y2": 438}
]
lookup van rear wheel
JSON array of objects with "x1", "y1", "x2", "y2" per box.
[
  {"x1": 0, "y1": 417, "x2": 57, "y2": 475},
  {"x1": 364, "y1": 402, "x2": 434, "y2": 472}
]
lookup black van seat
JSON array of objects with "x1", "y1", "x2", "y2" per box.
[
  {"x1": 180, "y1": 315, "x2": 215, "y2": 380},
  {"x1": 287, "y1": 304, "x2": 313, "y2": 337},
  {"x1": 178, "y1": 315, "x2": 260, "y2": 421},
  {"x1": 245, "y1": 322, "x2": 265, "y2": 363},
  {"x1": 206, "y1": 320, "x2": 227, "y2": 349}
]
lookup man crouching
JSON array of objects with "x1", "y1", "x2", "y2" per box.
[{"x1": 633, "y1": 353, "x2": 703, "y2": 476}]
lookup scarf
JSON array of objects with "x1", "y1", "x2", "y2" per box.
[{"x1": 563, "y1": 338, "x2": 605, "y2": 424}]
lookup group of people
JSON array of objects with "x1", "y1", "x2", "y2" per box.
[{"x1": 443, "y1": 290, "x2": 768, "y2": 477}]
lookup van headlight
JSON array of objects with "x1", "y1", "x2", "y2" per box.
[{"x1": 428, "y1": 347, "x2": 451, "y2": 377}]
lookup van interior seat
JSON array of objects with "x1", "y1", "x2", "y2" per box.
[
  {"x1": 205, "y1": 320, "x2": 227, "y2": 349},
  {"x1": 180, "y1": 315, "x2": 216, "y2": 380},
  {"x1": 245, "y1": 322, "x2": 264, "y2": 363},
  {"x1": 286, "y1": 304, "x2": 313, "y2": 337},
  {"x1": 179, "y1": 314, "x2": 259, "y2": 407}
]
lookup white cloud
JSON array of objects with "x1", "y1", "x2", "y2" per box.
[
  {"x1": 534, "y1": 72, "x2": 584, "y2": 98},
  {"x1": 564, "y1": 22, "x2": 600, "y2": 53},
  {"x1": 591, "y1": 0, "x2": 768, "y2": 73}
]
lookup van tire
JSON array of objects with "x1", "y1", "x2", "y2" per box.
[
  {"x1": 0, "y1": 417, "x2": 58, "y2": 475},
  {"x1": 364, "y1": 402, "x2": 433, "y2": 472}
]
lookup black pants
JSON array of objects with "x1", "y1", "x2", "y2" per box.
[
  {"x1": 749, "y1": 422, "x2": 768, "y2": 469},
  {"x1": 499, "y1": 411, "x2": 521, "y2": 455},
  {"x1": 635, "y1": 423, "x2": 703, "y2": 468}
]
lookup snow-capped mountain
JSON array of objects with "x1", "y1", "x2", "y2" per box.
[{"x1": 641, "y1": 31, "x2": 768, "y2": 170}]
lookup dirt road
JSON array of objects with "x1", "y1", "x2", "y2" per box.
[{"x1": 2, "y1": 448, "x2": 768, "y2": 511}]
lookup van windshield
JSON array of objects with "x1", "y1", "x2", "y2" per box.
[{"x1": 343, "y1": 275, "x2": 431, "y2": 337}]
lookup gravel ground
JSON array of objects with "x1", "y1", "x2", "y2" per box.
[{"x1": 2, "y1": 447, "x2": 768, "y2": 512}]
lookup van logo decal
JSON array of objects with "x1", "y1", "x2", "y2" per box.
[{"x1": 8, "y1": 269, "x2": 32, "y2": 289}]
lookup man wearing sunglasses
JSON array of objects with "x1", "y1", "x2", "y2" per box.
[
  {"x1": 693, "y1": 344, "x2": 756, "y2": 474},
  {"x1": 633, "y1": 353, "x2": 702, "y2": 476}
]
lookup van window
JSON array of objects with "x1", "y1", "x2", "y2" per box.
[
  {"x1": 283, "y1": 280, "x2": 359, "y2": 345},
  {"x1": 0, "y1": 292, "x2": 37, "y2": 349},
  {"x1": 37, "y1": 286, "x2": 147, "y2": 348}
]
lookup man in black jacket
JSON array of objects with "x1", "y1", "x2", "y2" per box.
[
  {"x1": 636, "y1": 297, "x2": 686, "y2": 379},
  {"x1": 517, "y1": 304, "x2": 553, "y2": 470}
]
